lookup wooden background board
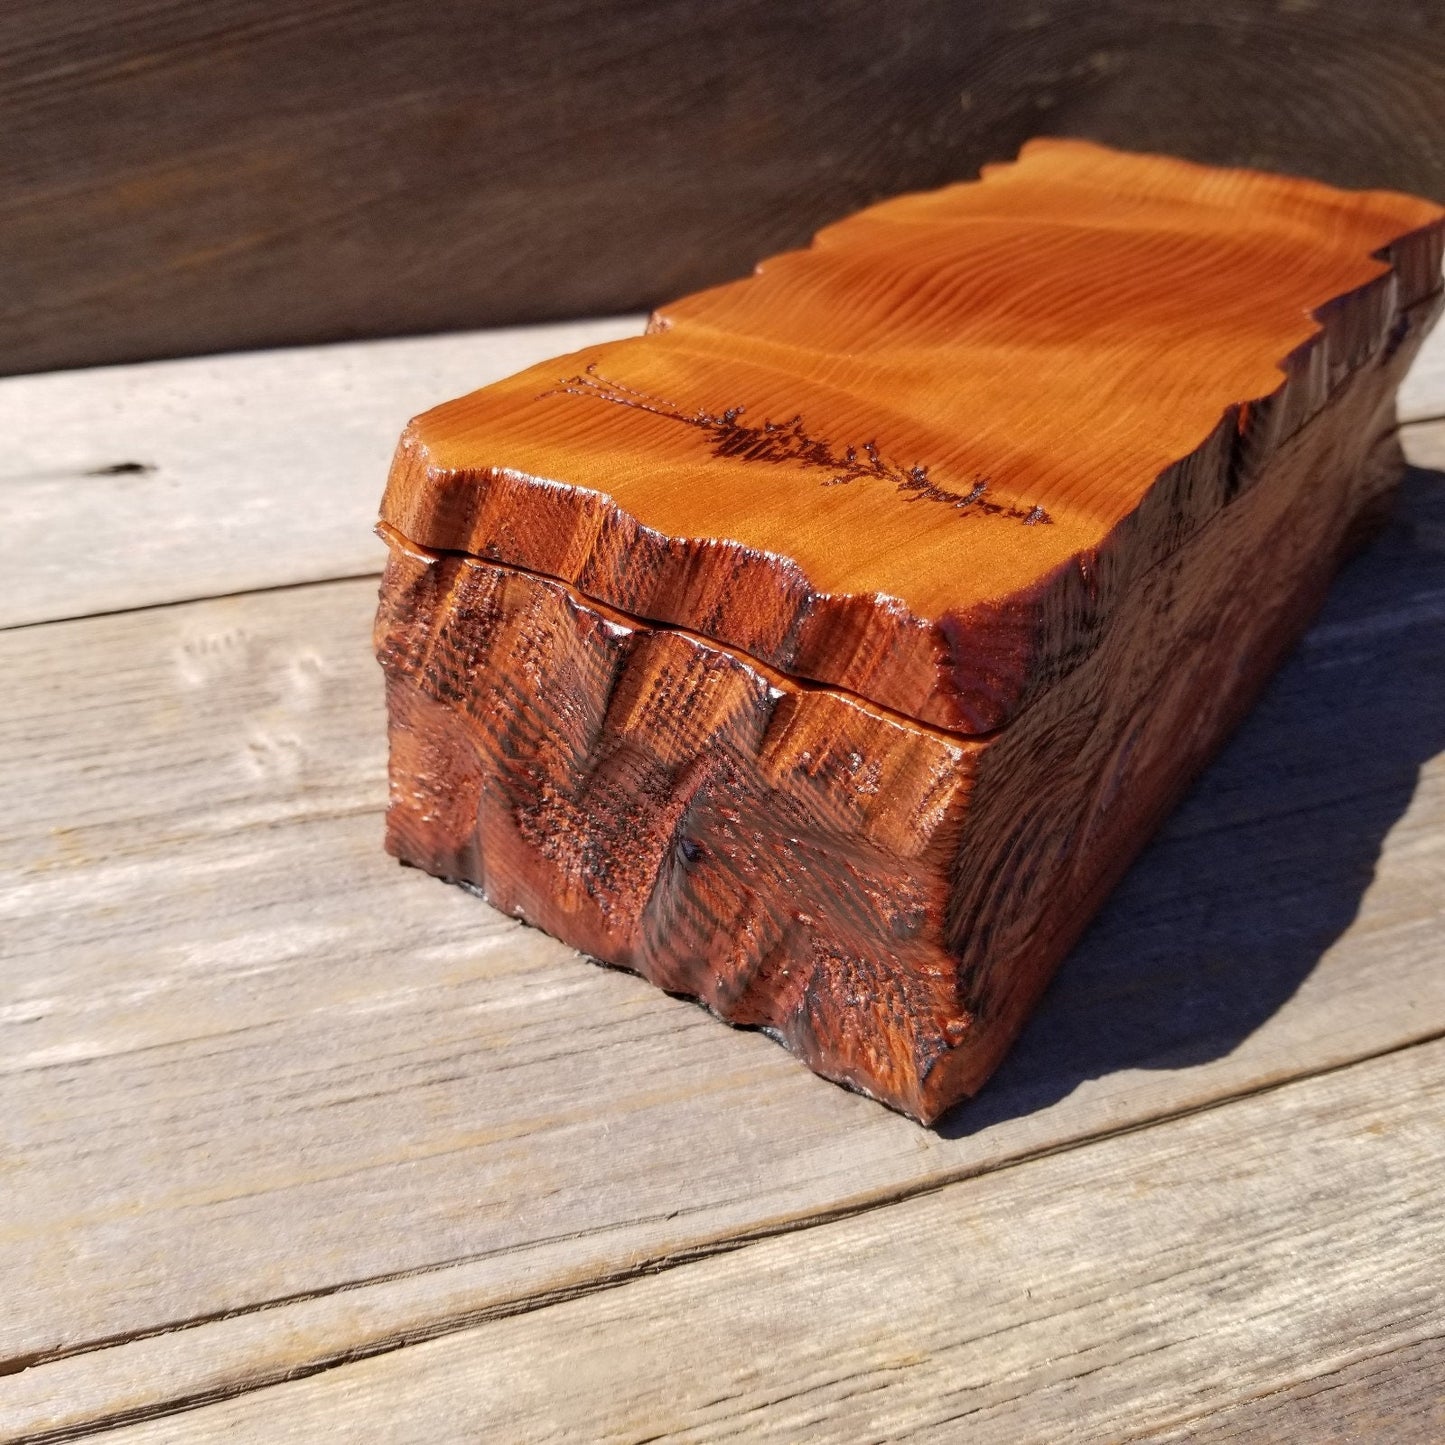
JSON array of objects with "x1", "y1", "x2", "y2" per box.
[
  {"x1": 0, "y1": 317, "x2": 1442, "y2": 1436},
  {"x1": 4, "y1": 0, "x2": 1445, "y2": 377}
]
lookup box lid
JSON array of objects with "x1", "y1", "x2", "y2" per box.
[{"x1": 380, "y1": 139, "x2": 1443, "y2": 734}]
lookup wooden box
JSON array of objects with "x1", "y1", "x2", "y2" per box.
[{"x1": 375, "y1": 140, "x2": 1444, "y2": 1122}]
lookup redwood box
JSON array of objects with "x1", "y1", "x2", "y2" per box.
[{"x1": 374, "y1": 140, "x2": 1444, "y2": 1122}]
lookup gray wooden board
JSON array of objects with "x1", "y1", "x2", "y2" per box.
[
  {"x1": 88, "y1": 1038, "x2": 1445, "y2": 1444},
  {"x1": 0, "y1": 312, "x2": 1440, "y2": 635},
  {"x1": 3, "y1": 424, "x2": 1445, "y2": 1436},
  {"x1": 1171, "y1": 1335, "x2": 1445, "y2": 1444},
  {"x1": 0, "y1": 316, "x2": 642, "y2": 629}
]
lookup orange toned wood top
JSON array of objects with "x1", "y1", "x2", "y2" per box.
[{"x1": 381, "y1": 139, "x2": 1445, "y2": 733}]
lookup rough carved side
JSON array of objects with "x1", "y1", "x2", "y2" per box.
[{"x1": 377, "y1": 546, "x2": 982, "y2": 1114}]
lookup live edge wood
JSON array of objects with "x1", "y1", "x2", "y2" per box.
[{"x1": 377, "y1": 142, "x2": 1445, "y2": 1122}]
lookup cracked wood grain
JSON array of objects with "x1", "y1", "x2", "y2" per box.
[
  {"x1": 80, "y1": 1038, "x2": 1445, "y2": 1443},
  {"x1": 1153, "y1": 1334, "x2": 1445, "y2": 1443}
]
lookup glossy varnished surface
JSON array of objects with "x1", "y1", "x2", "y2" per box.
[
  {"x1": 379, "y1": 320, "x2": 1433, "y2": 1119},
  {"x1": 377, "y1": 542, "x2": 980, "y2": 1114},
  {"x1": 383, "y1": 139, "x2": 1444, "y2": 730}
]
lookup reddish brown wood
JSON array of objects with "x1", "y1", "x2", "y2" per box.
[{"x1": 376, "y1": 141, "x2": 1444, "y2": 1121}]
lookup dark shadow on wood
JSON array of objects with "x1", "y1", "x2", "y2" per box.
[{"x1": 938, "y1": 464, "x2": 1445, "y2": 1138}]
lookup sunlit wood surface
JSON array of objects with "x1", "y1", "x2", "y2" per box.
[
  {"x1": 377, "y1": 145, "x2": 1443, "y2": 1120},
  {"x1": 383, "y1": 140, "x2": 1443, "y2": 730},
  {"x1": 2, "y1": 311, "x2": 1444, "y2": 1438}
]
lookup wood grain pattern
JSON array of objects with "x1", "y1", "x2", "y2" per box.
[
  {"x1": 4, "y1": 428, "x2": 1444, "y2": 1432},
  {"x1": 2, "y1": 331, "x2": 1442, "y2": 1439},
  {"x1": 380, "y1": 144, "x2": 1444, "y2": 1118},
  {"x1": 0, "y1": 316, "x2": 641, "y2": 629},
  {"x1": 89, "y1": 1038, "x2": 1445, "y2": 1444},
  {"x1": 6, "y1": 0, "x2": 1445, "y2": 377},
  {"x1": 383, "y1": 141, "x2": 1444, "y2": 732},
  {"x1": 0, "y1": 312, "x2": 1440, "y2": 633},
  {"x1": 378, "y1": 543, "x2": 983, "y2": 1117},
  {"x1": 1164, "y1": 1336, "x2": 1445, "y2": 1444}
]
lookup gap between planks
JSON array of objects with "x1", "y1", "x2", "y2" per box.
[
  {"x1": 4, "y1": 458, "x2": 1445, "y2": 1436},
  {"x1": 0, "y1": 571, "x2": 388, "y2": 637},
  {"x1": 2, "y1": 335, "x2": 1445, "y2": 1433},
  {"x1": 0, "y1": 419, "x2": 1438, "y2": 639},
  {"x1": 75, "y1": 1035, "x2": 1445, "y2": 1444},
  {"x1": 10, "y1": 1027, "x2": 1445, "y2": 1443},
  {"x1": 0, "y1": 315, "x2": 645, "y2": 630}
]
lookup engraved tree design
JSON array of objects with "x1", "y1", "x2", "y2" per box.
[{"x1": 543, "y1": 365, "x2": 1051, "y2": 525}]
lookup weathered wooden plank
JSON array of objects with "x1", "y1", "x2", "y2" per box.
[
  {"x1": 4, "y1": 0, "x2": 1445, "y2": 377},
  {"x1": 0, "y1": 315, "x2": 640, "y2": 629},
  {"x1": 1161, "y1": 1336, "x2": 1445, "y2": 1444},
  {"x1": 4, "y1": 446, "x2": 1444, "y2": 1436},
  {"x1": 1, "y1": 311, "x2": 1438, "y2": 639},
  {"x1": 86, "y1": 1037, "x2": 1445, "y2": 1443}
]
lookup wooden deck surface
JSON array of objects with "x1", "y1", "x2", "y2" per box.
[{"x1": 3, "y1": 314, "x2": 1444, "y2": 1441}]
